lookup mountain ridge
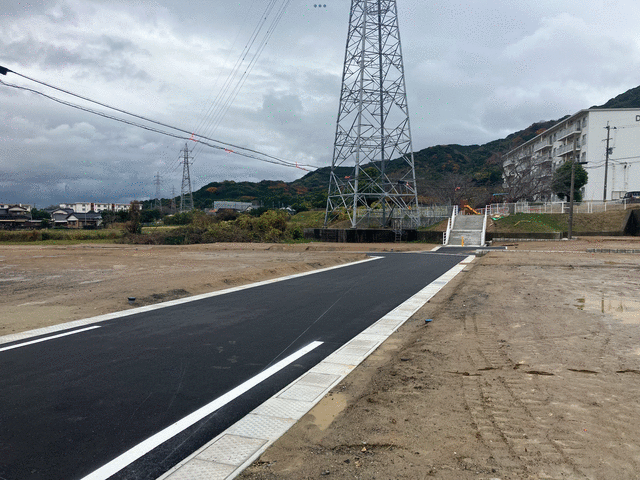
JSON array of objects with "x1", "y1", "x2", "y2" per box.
[{"x1": 150, "y1": 84, "x2": 640, "y2": 209}]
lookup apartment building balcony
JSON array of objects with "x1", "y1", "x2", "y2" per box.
[
  {"x1": 538, "y1": 157, "x2": 553, "y2": 167},
  {"x1": 533, "y1": 151, "x2": 552, "y2": 162},
  {"x1": 503, "y1": 156, "x2": 516, "y2": 167},
  {"x1": 557, "y1": 143, "x2": 581, "y2": 156},
  {"x1": 557, "y1": 124, "x2": 581, "y2": 141},
  {"x1": 533, "y1": 139, "x2": 552, "y2": 152}
]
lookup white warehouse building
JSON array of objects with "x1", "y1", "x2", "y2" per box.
[{"x1": 503, "y1": 108, "x2": 640, "y2": 202}]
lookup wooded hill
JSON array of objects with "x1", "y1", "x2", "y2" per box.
[{"x1": 148, "y1": 84, "x2": 640, "y2": 210}]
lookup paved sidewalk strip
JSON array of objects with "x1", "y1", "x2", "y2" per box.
[{"x1": 158, "y1": 255, "x2": 475, "y2": 480}]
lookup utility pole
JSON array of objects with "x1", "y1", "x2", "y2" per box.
[
  {"x1": 180, "y1": 143, "x2": 193, "y2": 212},
  {"x1": 153, "y1": 172, "x2": 162, "y2": 210},
  {"x1": 603, "y1": 122, "x2": 615, "y2": 201}
]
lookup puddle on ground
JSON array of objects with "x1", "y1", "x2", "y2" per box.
[
  {"x1": 575, "y1": 294, "x2": 640, "y2": 323},
  {"x1": 310, "y1": 393, "x2": 348, "y2": 431}
]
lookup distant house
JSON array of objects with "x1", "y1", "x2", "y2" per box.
[
  {"x1": 51, "y1": 208, "x2": 75, "y2": 227},
  {"x1": 0, "y1": 205, "x2": 41, "y2": 229},
  {"x1": 66, "y1": 212, "x2": 103, "y2": 228},
  {"x1": 50, "y1": 208, "x2": 103, "y2": 228},
  {"x1": 0, "y1": 203, "x2": 32, "y2": 212}
]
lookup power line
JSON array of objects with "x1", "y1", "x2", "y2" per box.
[
  {"x1": 0, "y1": 66, "x2": 315, "y2": 172},
  {"x1": 189, "y1": 0, "x2": 292, "y2": 165}
]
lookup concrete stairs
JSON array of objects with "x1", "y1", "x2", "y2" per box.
[{"x1": 448, "y1": 215, "x2": 485, "y2": 246}]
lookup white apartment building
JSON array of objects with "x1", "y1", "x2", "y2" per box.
[
  {"x1": 503, "y1": 108, "x2": 640, "y2": 202},
  {"x1": 59, "y1": 202, "x2": 138, "y2": 213}
]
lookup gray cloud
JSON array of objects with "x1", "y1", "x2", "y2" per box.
[{"x1": 2, "y1": 0, "x2": 640, "y2": 206}]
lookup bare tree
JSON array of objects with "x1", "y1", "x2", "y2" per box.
[
  {"x1": 503, "y1": 156, "x2": 552, "y2": 202},
  {"x1": 421, "y1": 173, "x2": 474, "y2": 206}
]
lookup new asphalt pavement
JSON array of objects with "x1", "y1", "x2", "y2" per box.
[{"x1": 0, "y1": 251, "x2": 467, "y2": 480}]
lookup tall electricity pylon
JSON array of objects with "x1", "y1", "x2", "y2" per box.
[
  {"x1": 153, "y1": 172, "x2": 162, "y2": 210},
  {"x1": 180, "y1": 143, "x2": 194, "y2": 212},
  {"x1": 325, "y1": 0, "x2": 419, "y2": 229}
]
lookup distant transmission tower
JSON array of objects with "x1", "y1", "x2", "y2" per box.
[
  {"x1": 325, "y1": 0, "x2": 419, "y2": 229},
  {"x1": 180, "y1": 143, "x2": 193, "y2": 212},
  {"x1": 170, "y1": 186, "x2": 177, "y2": 214},
  {"x1": 153, "y1": 172, "x2": 162, "y2": 210}
]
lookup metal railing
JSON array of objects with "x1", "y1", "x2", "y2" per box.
[
  {"x1": 557, "y1": 142, "x2": 580, "y2": 156},
  {"x1": 443, "y1": 205, "x2": 458, "y2": 245},
  {"x1": 484, "y1": 200, "x2": 634, "y2": 216},
  {"x1": 557, "y1": 124, "x2": 581, "y2": 141},
  {"x1": 480, "y1": 208, "x2": 488, "y2": 246},
  {"x1": 533, "y1": 139, "x2": 552, "y2": 152}
]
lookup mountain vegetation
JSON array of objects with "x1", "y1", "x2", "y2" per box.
[
  {"x1": 143, "y1": 85, "x2": 640, "y2": 211},
  {"x1": 592, "y1": 85, "x2": 640, "y2": 109}
]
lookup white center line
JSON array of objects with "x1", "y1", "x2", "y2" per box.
[
  {"x1": 0, "y1": 325, "x2": 102, "y2": 353},
  {"x1": 79, "y1": 340, "x2": 324, "y2": 480}
]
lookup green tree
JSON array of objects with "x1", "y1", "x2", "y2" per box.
[
  {"x1": 30, "y1": 208, "x2": 51, "y2": 221},
  {"x1": 551, "y1": 161, "x2": 588, "y2": 202},
  {"x1": 140, "y1": 208, "x2": 163, "y2": 224}
]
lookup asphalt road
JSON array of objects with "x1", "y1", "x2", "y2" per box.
[{"x1": 0, "y1": 251, "x2": 467, "y2": 480}]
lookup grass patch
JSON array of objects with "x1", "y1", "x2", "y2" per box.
[
  {"x1": 419, "y1": 218, "x2": 449, "y2": 232},
  {"x1": 492, "y1": 213, "x2": 564, "y2": 233},
  {"x1": 289, "y1": 210, "x2": 326, "y2": 228},
  {"x1": 490, "y1": 209, "x2": 632, "y2": 234},
  {"x1": 0, "y1": 229, "x2": 124, "y2": 243},
  {"x1": 141, "y1": 225, "x2": 181, "y2": 234},
  {"x1": 122, "y1": 210, "x2": 306, "y2": 245}
]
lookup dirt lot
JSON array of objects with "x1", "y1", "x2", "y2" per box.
[
  {"x1": 239, "y1": 238, "x2": 640, "y2": 480},
  {"x1": 2, "y1": 238, "x2": 640, "y2": 479}
]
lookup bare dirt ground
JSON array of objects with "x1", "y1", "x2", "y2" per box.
[
  {"x1": 238, "y1": 237, "x2": 640, "y2": 480},
  {"x1": 2, "y1": 238, "x2": 640, "y2": 479}
]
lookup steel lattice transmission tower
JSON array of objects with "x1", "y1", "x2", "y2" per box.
[
  {"x1": 180, "y1": 143, "x2": 194, "y2": 212},
  {"x1": 153, "y1": 172, "x2": 162, "y2": 210},
  {"x1": 170, "y1": 186, "x2": 177, "y2": 214},
  {"x1": 325, "y1": 0, "x2": 418, "y2": 229}
]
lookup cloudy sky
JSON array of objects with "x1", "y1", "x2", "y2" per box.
[{"x1": 1, "y1": 0, "x2": 639, "y2": 207}]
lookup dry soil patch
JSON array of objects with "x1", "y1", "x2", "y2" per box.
[{"x1": 239, "y1": 238, "x2": 640, "y2": 480}]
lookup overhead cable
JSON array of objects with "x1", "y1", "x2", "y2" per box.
[
  {"x1": 190, "y1": 0, "x2": 292, "y2": 164},
  {"x1": 0, "y1": 78, "x2": 312, "y2": 171},
  {"x1": 0, "y1": 67, "x2": 315, "y2": 171}
]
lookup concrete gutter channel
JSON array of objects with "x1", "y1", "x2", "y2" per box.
[{"x1": 157, "y1": 252, "x2": 476, "y2": 480}]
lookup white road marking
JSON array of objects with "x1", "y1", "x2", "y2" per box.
[
  {"x1": 80, "y1": 341, "x2": 324, "y2": 480},
  {"x1": 0, "y1": 326, "x2": 101, "y2": 353}
]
